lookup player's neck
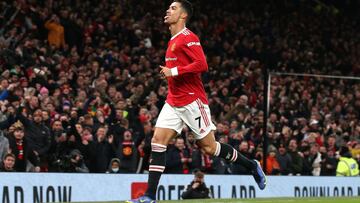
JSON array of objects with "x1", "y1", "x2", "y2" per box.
[{"x1": 169, "y1": 22, "x2": 186, "y2": 38}]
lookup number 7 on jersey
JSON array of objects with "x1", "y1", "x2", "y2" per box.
[{"x1": 195, "y1": 116, "x2": 201, "y2": 128}]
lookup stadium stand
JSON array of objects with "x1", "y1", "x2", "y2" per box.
[{"x1": 0, "y1": 0, "x2": 359, "y2": 175}]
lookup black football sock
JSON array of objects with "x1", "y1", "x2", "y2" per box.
[
  {"x1": 145, "y1": 143, "x2": 167, "y2": 200},
  {"x1": 213, "y1": 141, "x2": 256, "y2": 170}
]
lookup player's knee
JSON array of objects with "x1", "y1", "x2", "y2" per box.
[
  {"x1": 151, "y1": 132, "x2": 166, "y2": 145},
  {"x1": 151, "y1": 136, "x2": 161, "y2": 144}
]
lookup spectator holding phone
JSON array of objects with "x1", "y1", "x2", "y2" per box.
[{"x1": 181, "y1": 170, "x2": 210, "y2": 199}]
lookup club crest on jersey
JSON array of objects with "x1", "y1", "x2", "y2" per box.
[{"x1": 171, "y1": 43, "x2": 176, "y2": 52}]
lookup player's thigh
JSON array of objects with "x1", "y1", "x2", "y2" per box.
[
  {"x1": 155, "y1": 102, "x2": 183, "y2": 144},
  {"x1": 181, "y1": 98, "x2": 216, "y2": 140}
]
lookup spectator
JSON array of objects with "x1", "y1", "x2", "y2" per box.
[
  {"x1": 116, "y1": 130, "x2": 138, "y2": 173},
  {"x1": 288, "y1": 139, "x2": 303, "y2": 175},
  {"x1": 0, "y1": 101, "x2": 16, "y2": 159},
  {"x1": 165, "y1": 137, "x2": 191, "y2": 174},
  {"x1": 0, "y1": 153, "x2": 16, "y2": 172},
  {"x1": 276, "y1": 143, "x2": 292, "y2": 175},
  {"x1": 44, "y1": 14, "x2": 65, "y2": 49},
  {"x1": 86, "y1": 126, "x2": 115, "y2": 173},
  {"x1": 350, "y1": 142, "x2": 360, "y2": 166},
  {"x1": 320, "y1": 146, "x2": 337, "y2": 176},
  {"x1": 181, "y1": 170, "x2": 210, "y2": 199},
  {"x1": 17, "y1": 108, "x2": 51, "y2": 171},
  {"x1": 223, "y1": 95, "x2": 250, "y2": 121},
  {"x1": 25, "y1": 96, "x2": 40, "y2": 115},
  {"x1": 67, "y1": 149, "x2": 89, "y2": 173},
  {"x1": 301, "y1": 145, "x2": 313, "y2": 175},
  {"x1": 265, "y1": 146, "x2": 280, "y2": 175},
  {"x1": 336, "y1": 146, "x2": 359, "y2": 176},
  {"x1": 7, "y1": 121, "x2": 40, "y2": 172},
  {"x1": 310, "y1": 144, "x2": 322, "y2": 176},
  {"x1": 48, "y1": 120, "x2": 70, "y2": 170},
  {"x1": 326, "y1": 135, "x2": 338, "y2": 153},
  {"x1": 0, "y1": 131, "x2": 9, "y2": 160},
  {"x1": 59, "y1": 9, "x2": 83, "y2": 52},
  {"x1": 106, "y1": 158, "x2": 128, "y2": 173}
]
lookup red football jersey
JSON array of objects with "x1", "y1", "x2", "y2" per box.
[{"x1": 165, "y1": 28, "x2": 208, "y2": 107}]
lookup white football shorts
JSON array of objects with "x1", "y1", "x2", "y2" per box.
[{"x1": 155, "y1": 98, "x2": 216, "y2": 140}]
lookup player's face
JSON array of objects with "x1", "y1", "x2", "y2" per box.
[{"x1": 164, "y1": 2, "x2": 184, "y2": 24}]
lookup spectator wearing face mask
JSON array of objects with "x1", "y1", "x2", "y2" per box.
[{"x1": 106, "y1": 158, "x2": 127, "y2": 173}]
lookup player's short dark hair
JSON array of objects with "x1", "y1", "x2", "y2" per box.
[{"x1": 174, "y1": 0, "x2": 193, "y2": 22}]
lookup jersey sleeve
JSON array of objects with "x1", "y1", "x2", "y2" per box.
[{"x1": 176, "y1": 35, "x2": 208, "y2": 75}]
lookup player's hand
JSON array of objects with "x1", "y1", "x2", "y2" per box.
[{"x1": 160, "y1": 65, "x2": 172, "y2": 77}]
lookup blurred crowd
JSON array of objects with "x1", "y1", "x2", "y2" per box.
[{"x1": 0, "y1": 0, "x2": 359, "y2": 176}]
